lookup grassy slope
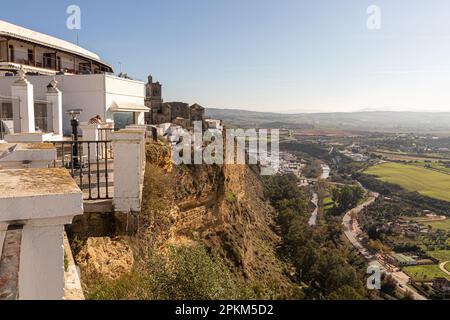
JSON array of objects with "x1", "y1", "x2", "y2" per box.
[{"x1": 365, "y1": 163, "x2": 450, "y2": 202}]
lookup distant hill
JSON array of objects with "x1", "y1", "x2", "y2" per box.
[{"x1": 205, "y1": 108, "x2": 450, "y2": 132}]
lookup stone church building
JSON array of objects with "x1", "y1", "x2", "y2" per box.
[{"x1": 144, "y1": 75, "x2": 205, "y2": 127}]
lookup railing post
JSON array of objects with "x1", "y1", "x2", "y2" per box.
[
  {"x1": 79, "y1": 123, "x2": 100, "y2": 162},
  {"x1": 46, "y1": 78, "x2": 63, "y2": 136},
  {"x1": 111, "y1": 129, "x2": 146, "y2": 214},
  {"x1": 11, "y1": 69, "x2": 35, "y2": 133}
]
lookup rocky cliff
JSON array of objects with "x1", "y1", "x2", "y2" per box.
[{"x1": 140, "y1": 141, "x2": 292, "y2": 291}]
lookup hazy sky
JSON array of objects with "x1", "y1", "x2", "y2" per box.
[{"x1": 2, "y1": 0, "x2": 450, "y2": 113}]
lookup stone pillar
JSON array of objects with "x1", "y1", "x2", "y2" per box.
[
  {"x1": 11, "y1": 68, "x2": 35, "y2": 133},
  {"x1": 46, "y1": 78, "x2": 63, "y2": 136},
  {"x1": 19, "y1": 221, "x2": 65, "y2": 300},
  {"x1": 0, "y1": 168, "x2": 83, "y2": 300},
  {"x1": 80, "y1": 123, "x2": 100, "y2": 162},
  {"x1": 112, "y1": 130, "x2": 146, "y2": 213}
]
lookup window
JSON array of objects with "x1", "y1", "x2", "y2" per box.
[
  {"x1": 8, "y1": 45, "x2": 14, "y2": 62},
  {"x1": 0, "y1": 103, "x2": 13, "y2": 119},
  {"x1": 0, "y1": 41, "x2": 7, "y2": 62},
  {"x1": 34, "y1": 103, "x2": 48, "y2": 132},
  {"x1": 0, "y1": 103, "x2": 14, "y2": 139},
  {"x1": 28, "y1": 49, "x2": 34, "y2": 64},
  {"x1": 113, "y1": 112, "x2": 134, "y2": 130},
  {"x1": 43, "y1": 53, "x2": 54, "y2": 69},
  {"x1": 79, "y1": 62, "x2": 91, "y2": 73},
  {"x1": 57, "y1": 56, "x2": 61, "y2": 70}
]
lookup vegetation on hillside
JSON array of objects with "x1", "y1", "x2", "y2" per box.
[
  {"x1": 264, "y1": 174, "x2": 368, "y2": 300},
  {"x1": 88, "y1": 244, "x2": 255, "y2": 300},
  {"x1": 328, "y1": 185, "x2": 365, "y2": 216}
]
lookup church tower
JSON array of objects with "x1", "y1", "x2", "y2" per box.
[{"x1": 145, "y1": 74, "x2": 163, "y2": 124}]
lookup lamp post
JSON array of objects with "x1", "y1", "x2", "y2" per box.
[{"x1": 65, "y1": 109, "x2": 83, "y2": 169}]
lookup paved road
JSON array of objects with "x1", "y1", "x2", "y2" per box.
[
  {"x1": 341, "y1": 190, "x2": 427, "y2": 300},
  {"x1": 308, "y1": 193, "x2": 319, "y2": 227},
  {"x1": 439, "y1": 261, "x2": 450, "y2": 276},
  {"x1": 342, "y1": 193, "x2": 379, "y2": 260}
]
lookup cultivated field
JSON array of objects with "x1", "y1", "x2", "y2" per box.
[
  {"x1": 425, "y1": 219, "x2": 450, "y2": 232},
  {"x1": 410, "y1": 162, "x2": 450, "y2": 174},
  {"x1": 373, "y1": 150, "x2": 450, "y2": 162},
  {"x1": 365, "y1": 162, "x2": 450, "y2": 202},
  {"x1": 426, "y1": 250, "x2": 450, "y2": 263},
  {"x1": 403, "y1": 265, "x2": 450, "y2": 281}
]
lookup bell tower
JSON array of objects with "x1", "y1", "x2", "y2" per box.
[{"x1": 145, "y1": 74, "x2": 163, "y2": 124}]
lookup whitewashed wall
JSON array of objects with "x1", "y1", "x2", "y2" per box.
[{"x1": 0, "y1": 74, "x2": 145, "y2": 135}]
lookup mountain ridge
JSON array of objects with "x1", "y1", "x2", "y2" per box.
[{"x1": 205, "y1": 108, "x2": 450, "y2": 131}]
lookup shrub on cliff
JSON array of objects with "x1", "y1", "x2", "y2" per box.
[{"x1": 88, "y1": 244, "x2": 254, "y2": 300}]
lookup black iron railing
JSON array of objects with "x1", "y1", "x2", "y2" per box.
[{"x1": 49, "y1": 140, "x2": 113, "y2": 200}]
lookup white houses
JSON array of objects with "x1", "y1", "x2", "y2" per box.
[{"x1": 0, "y1": 20, "x2": 148, "y2": 137}]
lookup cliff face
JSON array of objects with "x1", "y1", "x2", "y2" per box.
[{"x1": 141, "y1": 141, "x2": 291, "y2": 290}]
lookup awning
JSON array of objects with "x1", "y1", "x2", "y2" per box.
[{"x1": 109, "y1": 101, "x2": 150, "y2": 113}]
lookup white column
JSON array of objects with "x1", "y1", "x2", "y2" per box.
[
  {"x1": 46, "y1": 79, "x2": 63, "y2": 136},
  {"x1": 19, "y1": 222, "x2": 65, "y2": 300},
  {"x1": 0, "y1": 168, "x2": 83, "y2": 300},
  {"x1": 112, "y1": 130, "x2": 145, "y2": 213},
  {"x1": 80, "y1": 123, "x2": 100, "y2": 162},
  {"x1": 11, "y1": 70, "x2": 35, "y2": 133}
]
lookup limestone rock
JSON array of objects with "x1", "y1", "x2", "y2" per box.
[{"x1": 76, "y1": 237, "x2": 133, "y2": 281}]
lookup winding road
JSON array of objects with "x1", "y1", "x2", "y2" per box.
[
  {"x1": 341, "y1": 189, "x2": 427, "y2": 300},
  {"x1": 439, "y1": 261, "x2": 450, "y2": 276},
  {"x1": 308, "y1": 193, "x2": 319, "y2": 227}
]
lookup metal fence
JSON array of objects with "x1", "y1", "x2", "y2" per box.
[{"x1": 49, "y1": 140, "x2": 113, "y2": 200}]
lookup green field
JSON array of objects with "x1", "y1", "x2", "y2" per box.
[
  {"x1": 365, "y1": 162, "x2": 450, "y2": 202},
  {"x1": 425, "y1": 219, "x2": 450, "y2": 231},
  {"x1": 323, "y1": 196, "x2": 334, "y2": 210},
  {"x1": 403, "y1": 265, "x2": 450, "y2": 281},
  {"x1": 426, "y1": 250, "x2": 450, "y2": 263},
  {"x1": 410, "y1": 162, "x2": 450, "y2": 174}
]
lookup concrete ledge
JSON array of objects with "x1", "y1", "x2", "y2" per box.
[
  {"x1": 4, "y1": 133, "x2": 54, "y2": 143},
  {"x1": 0, "y1": 143, "x2": 56, "y2": 169},
  {"x1": 111, "y1": 130, "x2": 145, "y2": 141},
  {"x1": 83, "y1": 199, "x2": 113, "y2": 213},
  {"x1": 0, "y1": 169, "x2": 83, "y2": 222},
  {"x1": 63, "y1": 233, "x2": 84, "y2": 300}
]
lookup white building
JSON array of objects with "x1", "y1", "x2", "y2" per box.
[
  {"x1": 205, "y1": 119, "x2": 223, "y2": 132},
  {"x1": 0, "y1": 19, "x2": 112, "y2": 75},
  {"x1": 0, "y1": 20, "x2": 148, "y2": 136}
]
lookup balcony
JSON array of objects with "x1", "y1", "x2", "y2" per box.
[{"x1": 0, "y1": 42, "x2": 112, "y2": 75}]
